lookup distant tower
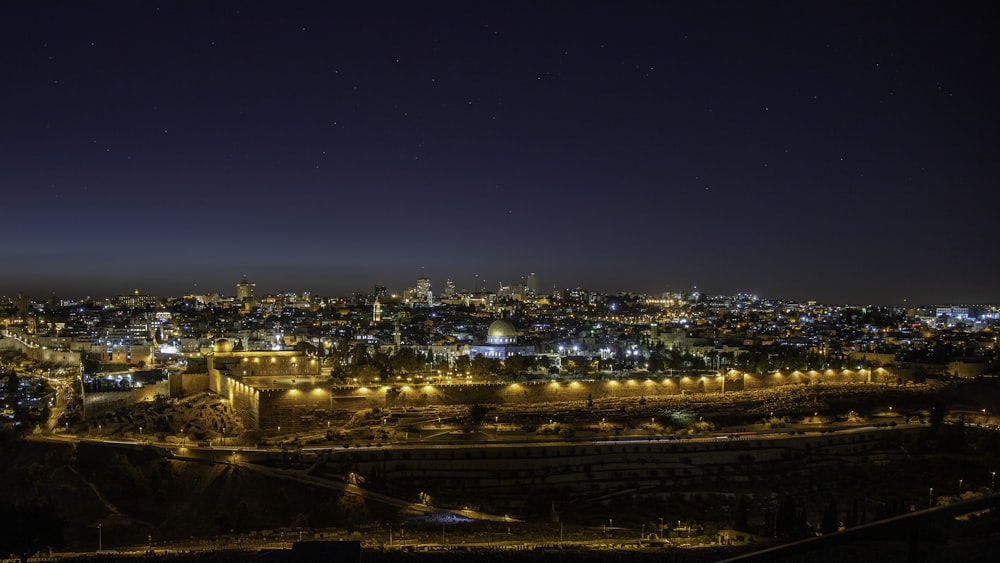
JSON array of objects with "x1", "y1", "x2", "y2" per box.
[
  {"x1": 373, "y1": 297, "x2": 382, "y2": 322},
  {"x1": 15, "y1": 293, "x2": 31, "y2": 315},
  {"x1": 393, "y1": 318, "x2": 401, "y2": 348},
  {"x1": 443, "y1": 279, "x2": 456, "y2": 297},
  {"x1": 526, "y1": 273, "x2": 538, "y2": 295},
  {"x1": 416, "y1": 277, "x2": 432, "y2": 306},
  {"x1": 236, "y1": 276, "x2": 256, "y2": 300}
]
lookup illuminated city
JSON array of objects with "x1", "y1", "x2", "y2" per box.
[{"x1": 2, "y1": 279, "x2": 999, "y2": 561}]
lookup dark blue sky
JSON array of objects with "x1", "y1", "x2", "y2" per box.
[{"x1": 2, "y1": 1, "x2": 997, "y2": 305}]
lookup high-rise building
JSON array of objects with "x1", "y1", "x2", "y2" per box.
[
  {"x1": 236, "y1": 277, "x2": 256, "y2": 300},
  {"x1": 526, "y1": 272, "x2": 538, "y2": 295},
  {"x1": 114, "y1": 289, "x2": 156, "y2": 309},
  {"x1": 416, "y1": 277, "x2": 432, "y2": 306},
  {"x1": 15, "y1": 293, "x2": 31, "y2": 314}
]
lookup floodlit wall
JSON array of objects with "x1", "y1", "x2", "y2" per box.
[
  {"x1": 181, "y1": 367, "x2": 902, "y2": 430},
  {"x1": 83, "y1": 380, "x2": 168, "y2": 417},
  {"x1": 169, "y1": 371, "x2": 209, "y2": 396},
  {"x1": 0, "y1": 333, "x2": 81, "y2": 365}
]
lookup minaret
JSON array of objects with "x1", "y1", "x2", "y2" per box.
[
  {"x1": 393, "y1": 318, "x2": 401, "y2": 348},
  {"x1": 149, "y1": 319, "x2": 157, "y2": 369}
]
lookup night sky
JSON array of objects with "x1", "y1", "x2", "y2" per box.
[{"x1": 2, "y1": 1, "x2": 997, "y2": 305}]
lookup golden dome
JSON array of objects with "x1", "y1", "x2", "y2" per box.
[{"x1": 487, "y1": 320, "x2": 517, "y2": 338}]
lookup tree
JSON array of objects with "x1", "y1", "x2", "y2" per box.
[
  {"x1": 4, "y1": 369, "x2": 17, "y2": 393},
  {"x1": 773, "y1": 495, "x2": 807, "y2": 540},
  {"x1": 819, "y1": 498, "x2": 839, "y2": 534},
  {"x1": 503, "y1": 354, "x2": 528, "y2": 376},
  {"x1": 454, "y1": 355, "x2": 471, "y2": 375},
  {"x1": 470, "y1": 355, "x2": 499, "y2": 377},
  {"x1": 732, "y1": 497, "x2": 750, "y2": 532},
  {"x1": 390, "y1": 348, "x2": 421, "y2": 373},
  {"x1": 350, "y1": 343, "x2": 370, "y2": 366},
  {"x1": 929, "y1": 402, "x2": 945, "y2": 430},
  {"x1": 468, "y1": 404, "x2": 490, "y2": 426}
]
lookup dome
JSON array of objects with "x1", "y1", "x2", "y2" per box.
[
  {"x1": 487, "y1": 320, "x2": 517, "y2": 338},
  {"x1": 214, "y1": 338, "x2": 234, "y2": 353}
]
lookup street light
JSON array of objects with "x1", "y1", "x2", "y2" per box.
[{"x1": 97, "y1": 523, "x2": 102, "y2": 552}]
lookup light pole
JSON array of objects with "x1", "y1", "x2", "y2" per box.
[
  {"x1": 97, "y1": 523, "x2": 102, "y2": 552},
  {"x1": 959, "y1": 479, "x2": 964, "y2": 495},
  {"x1": 929, "y1": 487, "x2": 934, "y2": 508},
  {"x1": 992, "y1": 471, "x2": 996, "y2": 491},
  {"x1": 659, "y1": 517, "x2": 664, "y2": 538}
]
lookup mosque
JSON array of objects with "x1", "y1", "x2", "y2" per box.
[{"x1": 467, "y1": 319, "x2": 534, "y2": 360}]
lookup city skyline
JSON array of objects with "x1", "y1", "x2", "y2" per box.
[{"x1": 2, "y1": 2, "x2": 997, "y2": 305}]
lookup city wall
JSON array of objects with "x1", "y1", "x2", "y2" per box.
[
  {"x1": 82, "y1": 381, "x2": 169, "y2": 418},
  {"x1": 255, "y1": 368, "x2": 895, "y2": 419},
  {"x1": 372, "y1": 368, "x2": 883, "y2": 408},
  {"x1": 170, "y1": 367, "x2": 899, "y2": 430},
  {"x1": 169, "y1": 369, "x2": 261, "y2": 431},
  {"x1": 0, "y1": 332, "x2": 81, "y2": 365}
]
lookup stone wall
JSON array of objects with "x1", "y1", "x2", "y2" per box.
[
  {"x1": 83, "y1": 381, "x2": 168, "y2": 417},
  {"x1": 172, "y1": 366, "x2": 903, "y2": 430},
  {"x1": 0, "y1": 333, "x2": 81, "y2": 365}
]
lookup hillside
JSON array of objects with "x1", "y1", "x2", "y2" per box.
[{"x1": 0, "y1": 438, "x2": 397, "y2": 552}]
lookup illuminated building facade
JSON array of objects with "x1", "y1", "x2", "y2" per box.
[{"x1": 467, "y1": 319, "x2": 535, "y2": 360}]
